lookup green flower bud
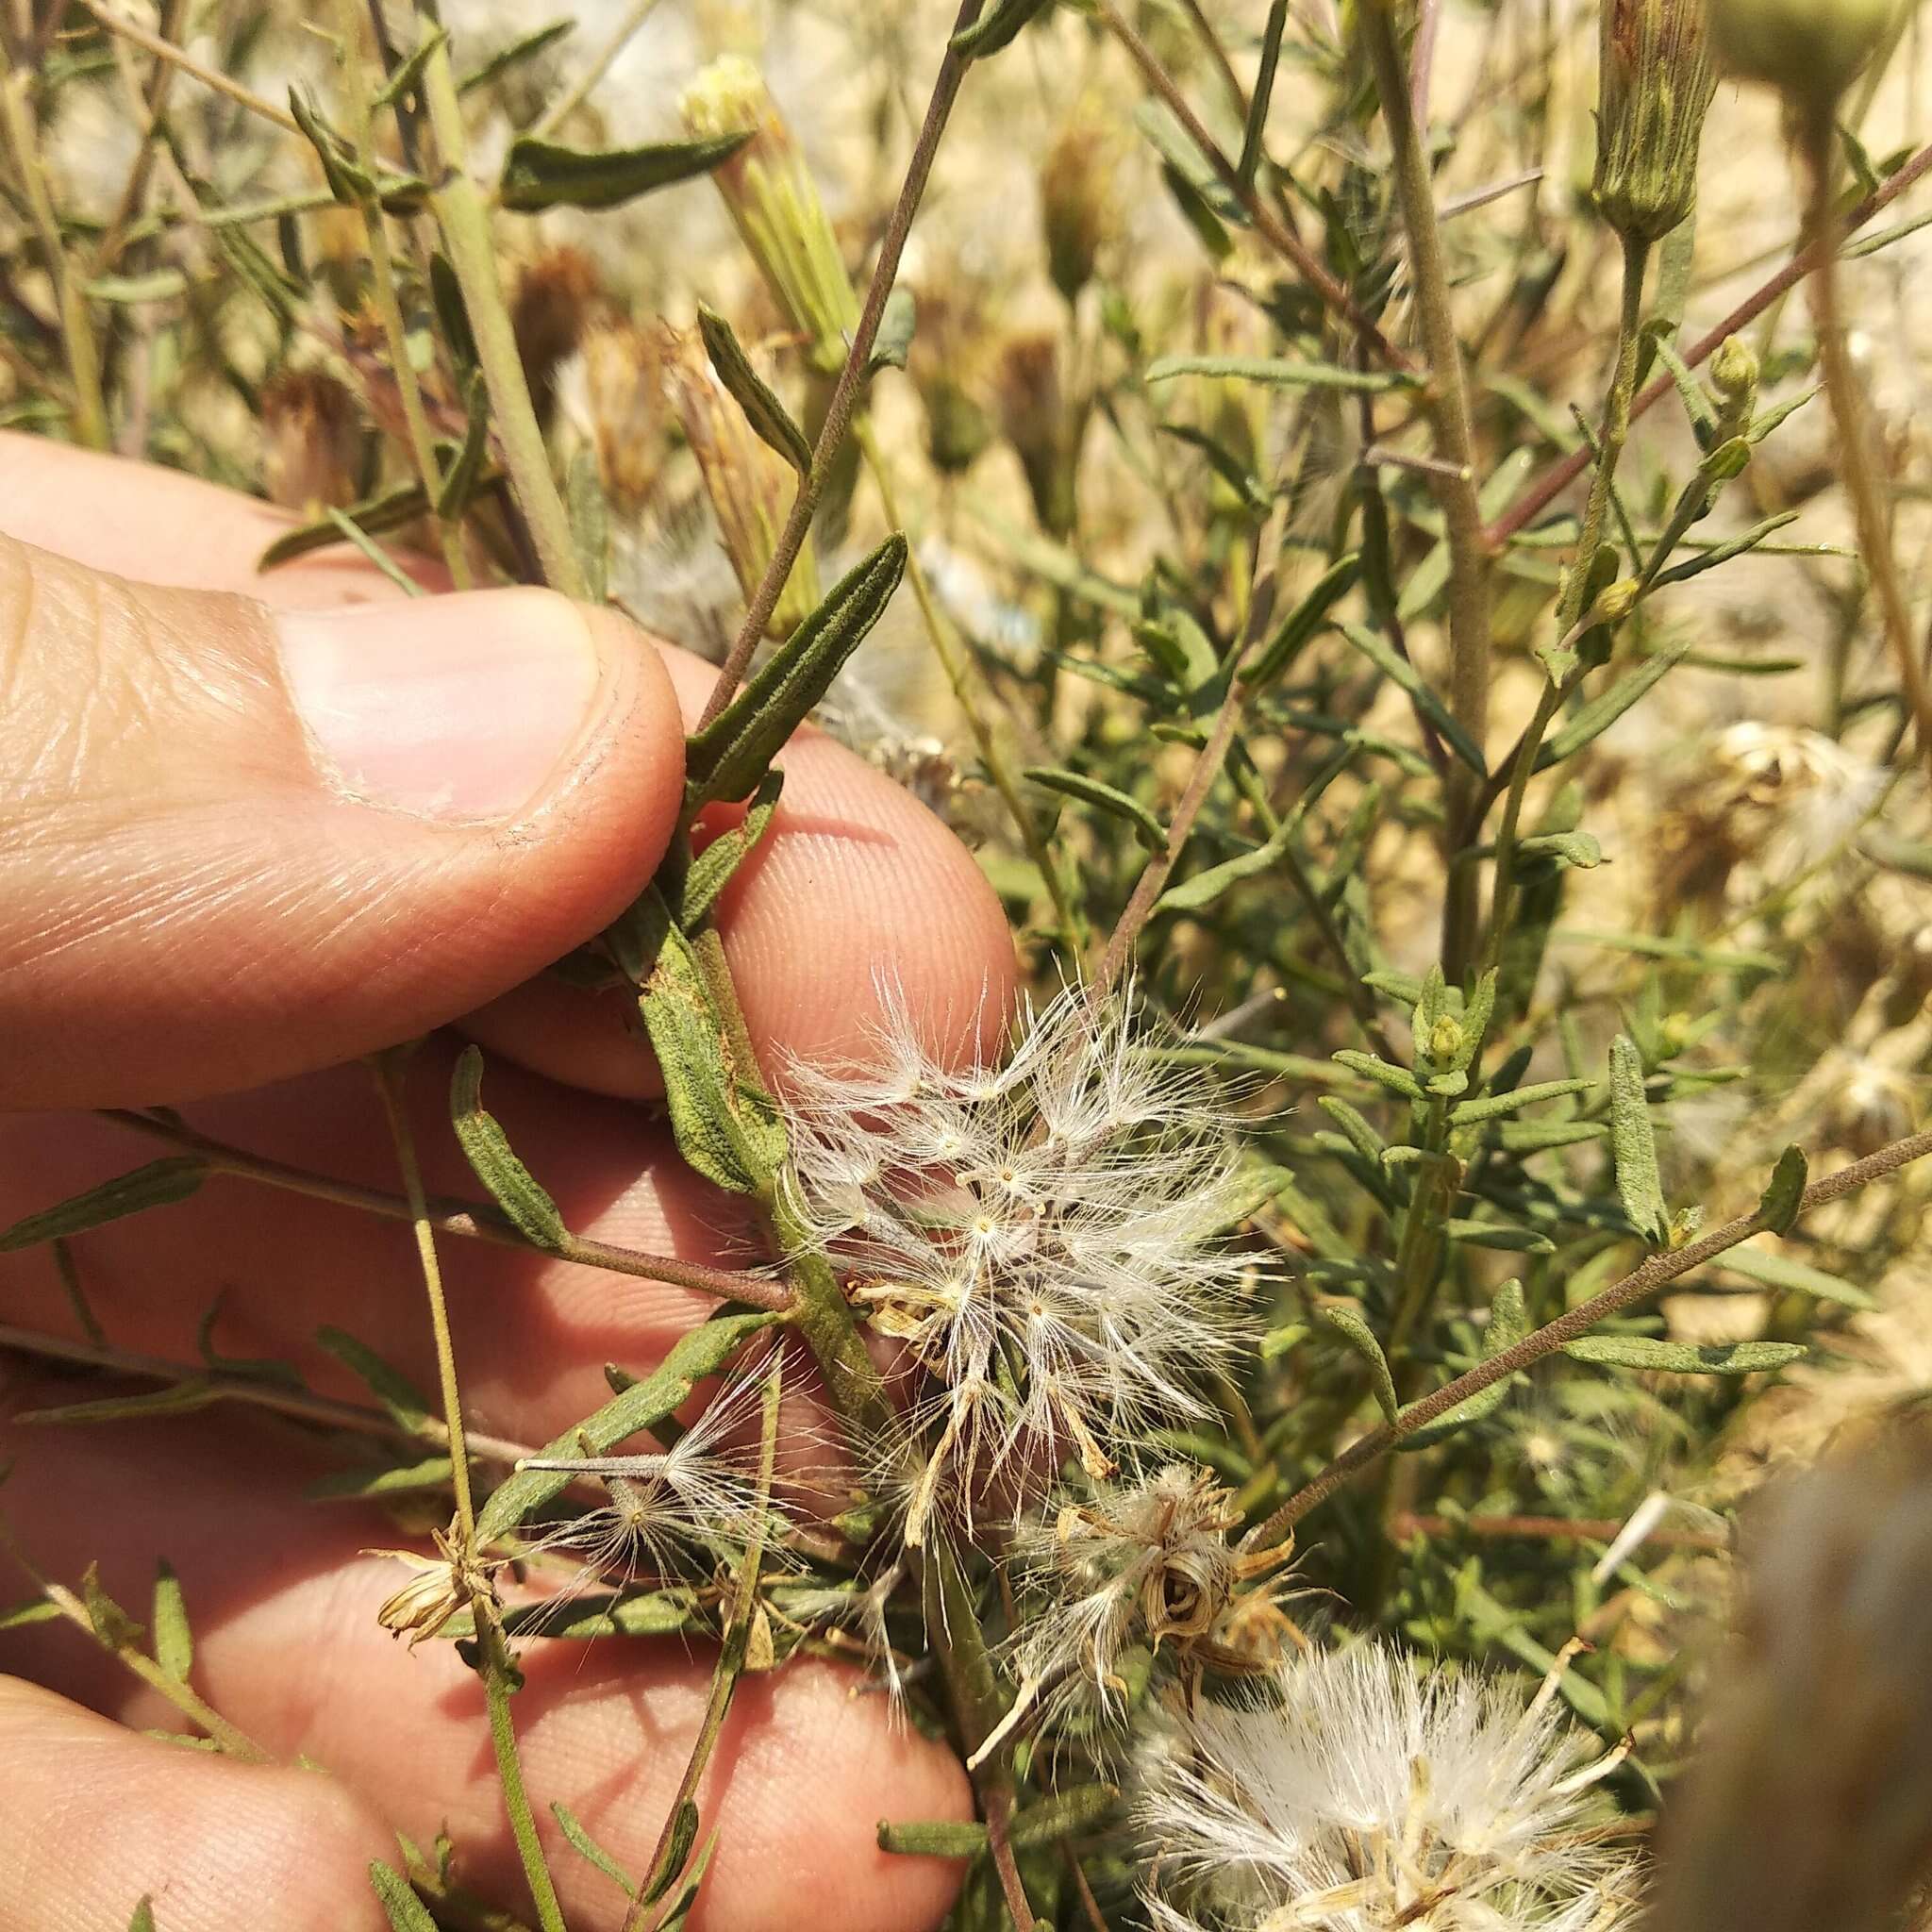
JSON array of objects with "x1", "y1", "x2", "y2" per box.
[
  {"x1": 1592, "y1": 0, "x2": 1720, "y2": 241},
  {"x1": 1427, "y1": 1015, "x2": 1466, "y2": 1064},
  {"x1": 1710, "y1": 334, "x2": 1760, "y2": 440},
  {"x1": 1707, "y1": 0, "x2": 1897, "y2": 104}
]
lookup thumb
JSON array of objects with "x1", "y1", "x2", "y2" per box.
[{"x1": 0, "y1": 533, "x2": 684, "y2": 1109}]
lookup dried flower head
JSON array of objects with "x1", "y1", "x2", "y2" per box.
[
  {"x1": 1040, "y1": 113, "x2": 1118, "y2": 302},
  {"x1": 511, "y1": 244, "x2": 599, "y2": 425},
  {"x1": 1138, "y1": 1643, "x2": 1641, "y2": 1931},
  {"x1": 512, "y1": 1370, "x2": 789, "y2": 1601},
  {"x1": 660, "y1": 321, "x2": 821, "y2": 638},
  {"x1": 996, "y1": 1462, "x2": 1294, "y2": 1749},
  {"x1": 258, "y1": 367, "x2": 362, "y2": 516},
  {"x1": 779, "y1": 984, "x2": 1256, "y2": 1546},
  {"x1": 1592, "y1": 0, "x2": 1718, "y2": 243},
  {"x1": 995, "y1": 331, "x2": 1080, "y2": 539},
  {"x1": 679, "y1": 55, "x2": 859, "y2": 374},
  {"x1": 558, "y1": 318, "x2": 667, "y2": 513},
  {"x1": 370, "y1": 1525, "x2": 487, "y2": 1647}
]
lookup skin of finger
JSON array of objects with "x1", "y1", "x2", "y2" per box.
[
  {"x1": 0, "y1": 533, "x2": 688, "y2": 1108},
  {"x1": 0, "y1": 1675, "x2": 393, "y2": 1932},
  {"x1": 0, "y1": 434, "x2": 1020, "y2": 1099},
  {"x1": 0, "y1": 1403, "x2": 972, "y2": 1932}
]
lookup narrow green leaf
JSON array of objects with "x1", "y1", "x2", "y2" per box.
[
  {"x1": 642, "y1": 1798, "x2": 702, "y2": 1906},
  {"x1": 1718, "y1": 1244, "x2": 1872, "y2": 1309},
  {"x1": 1607, "y1": 1035, "x2": 1668, "y2": 1243},
  {"x1": 500, "y1": 129, "x2": 752, "y2": 212},
  {"x1": 868, "y1": 286, "x2": 916, "y2": 374},
  {"x1": 450, "y1": 1047, "x2": 569, "y2": 1253},
  {"x1": 151, "y1": 1560, "x2": 192, "y2": 1683},
  {"x1": 1242, "y1": 554, "x2": 1361, "y2": 692},
  {"x1": 1496, "y1": 1119, "x2": 1607, "y2": 1152},
  {"x1": 951, "y1": 0, "x2": 1055, "y2": 60},
  {"x1": 1318, "y1": 1097, "x2": 1388, "y2": 1165},
  {"x1": 433, "y1": 373, "x2": 491, "y2": 519},
  {"x1": 1157, "y1": 820, "x2": 1291, "y2": 913},
  {"x1": 308, "y1": 1457, "x2": 455, "y2": 1501},
  {"x1": 1145, "y1": 354, "x2": 1413, "y2": 394},
  {"x1": 0, "y1": 1158, "x2": 206, "y2": 1251},
  {"x1": 682, "y1": 770, "x2": 785, "y2": 927},
  {"x1": 1336, "y1": 623, "x2": 1487, "y2": 774},
  {"x1": 1648, "y1": 510, "x2": 1802, "y2": 591},
  {"x1": 127, "y1": 1902, "x2": 157, "y2": 1932},
  {"x1": 1448, "y1": 1079, "x2": 1597, "y2": 1126},
  {"x1": 1537, "y1": 641, "x2": 1691, "y2": 769},
  {"x1": 697, "y1": 303, "x2": 812, "y2": 473},
  {"x1": 367, "y1": 1861, "x2": 441, "y2": 1932},
  {"x1": 1400, "y1": 1279, "x2": 1529, "y2": 1450},
  {"x1": 1442, "y1": 1219, "x2": 1556, "y2": 1252},
  {"x1": 458, "y1": 19, "x2": 572, "y2": 92},
  {"x1": 552, "y1": 1801, "x2": 637, "y2": 1898},
  {"x1": 373, "y1": 27, "x2": 446, "y2": 108},
  {"x1": 1563, "y1": 1335, "x2": 1806, "y2": 1375},
  {"x1": 877, "y1": 1819, "x2": 987, "y2": 1857},
  {"x1": 648, "y1": 1827, "x2": 718, "y2": 1932},
  {"x1": 1025, "y1": 766, "x2": 1166, "y2": 852},
  {"x1": 14, "y1": 1380, "x2": 223, "y2": 1426},
  {"x1": 287, "y1": 86, "x2": 370, "y2": 206},
  {"x1": 1516, "y1": 830, "x2": 1603, "y2": 870},
  {"x1": 1317, "y1": 1303, "x2": 1399, "y2": 1423},
  {"x1": 81, "y1": 1563, "x2": 142, "y2": 1649},
  {"x1": 1332, "y1": 1050, "x2": 1424, "y2": 1102},
  {"x1": 258, "y1": 481, "x2": 432, "y2": 570},
  {"x1": 1238, "y1": 0, "x2": 1288, "y2": 183},
  {"x1": 84, "y1": 269, "x2": 187, "y2": 303},
  {"x1": 477, "y1": 1312, "x2": 775, "y2": 1541},
  {"x1": 687, "y1": 535, "x2": 908, "y2": 808},
  {"x1": 1757, "y1": 1146, "x2": 1808, "y2": 1236}
]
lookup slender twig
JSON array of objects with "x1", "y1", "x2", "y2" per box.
[
  {"x1": 415, "y1": 18, "x2": 585, "y2": 597},
  {"x1": 91, "y1": 0, "x2": 186, "y2": 277},
  {"x1": 1390, "y1": 1510, "x2": 1728, "y2": 1551},
  {"x1": 1245, "y1": 1128, "x2": 1932, "y2": 1548},
  {"x1": 1358, "y1": 0, "x2": 1492, "y2": 981},
  {"x1": 1489, "y1": 137, "x2": 1932, "y2": 547},
  {"x1": 374, "y1": 1054, "x2": 566, "y2": 1932},
  {"x1": 1093, "y1": 0, "x2": 1412, "y2": 372},
  {"x1": 1799, "y1": 114, "x2": 1932, "y2": 779},
  {"x1": 75, "y1": 0, "x2": 300, "y2": 133},
  {"x1": 97, "y1": 1107, "x2": 794, "y2": 1311},
  {"x1": 696, "y1": 0, "x2": 988, "y2": 731},
  {"x1": 525, "y1": 0, "x2": 664, "y2": 142}
]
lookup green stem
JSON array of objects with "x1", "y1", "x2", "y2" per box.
[
  {"x1": 0, "y1": 70, "x2": 108, "y2": 450},
  {"x1": 416, "y1": 23, "x2": 585, "y2": 597},
  {"x1": 373, "y1": 1055, "x2": 565, "y2": 1932},
  {"x1": 1358, "y1": 0, "x2": 1492, "y2": 981}
]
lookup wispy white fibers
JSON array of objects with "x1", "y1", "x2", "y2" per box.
[
  {"x1": 1138, "y1": 1642, "x2": 1641, "y2": 1931},
  {"x1": 778, "y1": 982, "x2": 1257, "y2": 1544}
]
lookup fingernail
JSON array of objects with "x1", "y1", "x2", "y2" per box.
[{"x1": 277, "y1": 589, "x2": 602, "y2": 823}]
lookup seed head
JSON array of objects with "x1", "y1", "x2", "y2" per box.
[
  {"x1": 1138, "y1": 1642, "x2": 1642, "y2": 1930},
  {"x1": 259, "y1": 367, "x2": 362, "y2": 517},
  {"x1": 779, "y1": 984, "x2": 1257, "y2": 1547},
  {"x1": 1592, "y1": 0, "x2": 1719, "y2": 242}
]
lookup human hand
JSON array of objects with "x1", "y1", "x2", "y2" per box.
[{"x1": 0, "y1": 433, "x2": 1015, "y2": 1932}]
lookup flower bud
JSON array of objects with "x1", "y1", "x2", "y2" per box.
[
  {"x1": 1040, "y1": 116, "x2": 1116, "y2": 304},
  {"x1": 1710, "y1": 333, "x2": 1760, "y2": 440},
  {"x1": 680, "y1": 56, "x2": 859, "y2": 375},
  {"x1": 994, "y1": 331, "x2": 1079, "y2": 539},
  {"x1": 1592, "y1": 0, "x2": 1719, "y2": 242},
  {"x1": 660, "y1": 322, "x2": 821, "y2": 639},
  {"x1": 1707, "y1": 0, "x2": 1897, "y2": 104}
]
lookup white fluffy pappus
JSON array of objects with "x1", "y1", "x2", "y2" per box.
[
  {"x1": 777, "y1": 983, "x2": 1260, "y2": 1545},
  {"x1": 1138, "y1": 1642, "x2": 1641, "y2": 1931}
]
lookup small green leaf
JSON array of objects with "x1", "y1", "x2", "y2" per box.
[
  {"x1": 1538, "y1": 641, "x2": 1691, "y2": 768},
  {"x1": 308, "y1": 1457, "x2": 454, "y2": 1500},
  {"x1": 682, "y1": 770, "x2": 785, "y2": 927},
  {"x1": 450, "y1": 1048, "x2": 569, "y2": 1253},
  {"x1": 1024, "y1": 767, "x2": 1166, "y2": 852},
  {"x1": 877, "y1": 1819, "x2": 988, "y2": 1857},
  {"x1": 1757, "y1": 1145, "x2": 1808, "y2": 1236},
  {"x1": 127, "y1": 1902, "x2": 157, "y2": 1932},
  {"x1": 14, "y1": 1381, "x2": 223, "y2": 1426},
  {"x1": 0, "y1": 1158, "x2": 207, "y2": 1251},
  {"x1": 1145, "y1": 354, "x2": 1413, "y2": 394},
  {"x1": 951, "y1": 0, "x2": 1055, "y2": 60},
  {"x1": 642, "y1": 1798, "x2": 702, "y2": 1907},
  {"x1": 151, "y1": 1560, "x2": 192, "y2": 1683},
  {"x1": 81, "y1": 1564, "x2": 142, "y2": 1649},
  {"x1": 552, "y1": 1801, "x2": 638, "y2": 1898},
  {"x1": 84, "y1": 270, "x2": 187, "y2": 303},
  {"x1": 258, "y1": 481, "x2": 433, "y2": 571},
  {"x1": 288, "y1": 86, "x2": 370, "y2": 206},
  {"x1": 1718, "y1": 1244, "x2": 1872, "y2": 1309},
  {"x1": 1607, "y1": 1034, "x2": 1668, "y2": 1244},
  {"x1": 1441, "y1": 1219, "x2": 1555, "y2": 1253},
  {"x1": 1157, "y1": 820, "x2": 1291, "y2": 913},
  {"x1": 1516, "y1": 830, "x2": 1603, "y2": 870},
  {"x1": 458, "y1": 19, "x2": 573, "y2": 92},
  {"x1": 1563, "y1": 1336, "x2": 1806, "y2": 1375},
  {"x1": 1336, "y1": 623, "x2": 1487, "y2": 774},
  {"x1": 1316, "y1": 1303, "x2": 1399, "y2": 1423},
  {"x1": 1317, "y1": 1097, "x2": 1388, "y2": 1164},
  {"x1": 1332, "y1": 1050, "x2": 1424, "y2": 1102},
  {"x1": 433, "y1": 373, "x2": 491, "y2": 519},
  {"x1": 1242, "y1": 553, "x2": 1360, "y2": 692},
  {"x1": 1399, "y1": 1279, "x2": 1529, "y2": 1451},
  {"x1": 687, "y1": 536, "x2": 908, "y2": 808},
  {"x1": 1008, "y1": 1784, "x2": 1119, "y2": 1846},
  {"x1": 367, "y1": 1862, "x2": 440, "y2": 1932},
  {"x1": 500, "y1": 129, "x2": 752, "y2": 212},
  {"x1": 868, "y1": 286, "x2": 916, "y2": 374},
  {"x1": 373, "y1": 27, "x2": 446, "y2": 108},
  {"x1": 697, "y1": 303, "x2": 812, "y2": 473}
]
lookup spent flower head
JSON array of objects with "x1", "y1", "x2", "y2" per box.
[
  {"x1": 778, "y1": 983, "x2": 1257, "y2": 1546},
  {"x1": 1138, "y1": 1642, "x2": 1641, "y2": 1931}
]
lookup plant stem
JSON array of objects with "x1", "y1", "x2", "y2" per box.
[
  {"x1": 1093, "y1": 0, "x2": 1412, "y2": 372},
  {"x1": 372, "y1": 1054, "x2": 565, "y2": 1932},
  {"x1": 696, "y1": 0, "x2": 987, "y2": 733},
  {"x1": 1489, "y1": 136, "x2": 1932, "y2": 546},
  {"x1": 415, "y1": 21, "x2": 585, "y2": 598},
  {"x1": 1357, "y1": 0, "x2": 1492, "y2": 981},
  {"x1": 1244, "y1": 1127, "x2": 1932, "y2": 1548},
  {"x1": 1481, "y1": 234, "x2": 1650, "y2": 972},
  {"x1": 1799, "y1": 113, "x2": 1932, "y2": 780},
  {"x1": 98, "y1": 1107, "x2": 793, "y2": 1310},
  {"x1": 75, "y1": 0, "x2": 301, "y2": 133},
  {"x1": 0, "y1": 69, "x2": 108, "y2": 450}
]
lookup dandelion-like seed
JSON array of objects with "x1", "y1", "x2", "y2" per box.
[
  {"x1": 989, "y1": 1462, "x2": 1295, "y2": 1758},
  {"x1": 512, "y1": 1371, "x2": 788, "y2": 1606},
  {"x1": 1138, "y1": 1643, "x2": 1641, "y2": 1931},
  {"x1": 779, "y1": 985, "x2": 1256, "y2": 1546}
]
